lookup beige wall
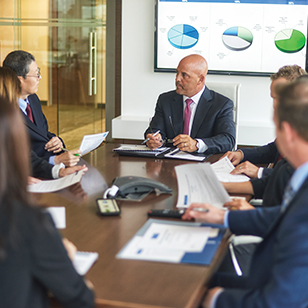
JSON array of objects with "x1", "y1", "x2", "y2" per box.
[{"x1": 0, "y1": 0, "x2": 49, "y2": 101}]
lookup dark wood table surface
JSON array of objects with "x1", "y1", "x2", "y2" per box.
[{"x1": 36, "y1": 143, "x2": 230, "y2": 308}]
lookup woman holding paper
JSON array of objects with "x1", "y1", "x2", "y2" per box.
[{"x1": 0, "y1": 96, "x2": 94, "y2": 307}]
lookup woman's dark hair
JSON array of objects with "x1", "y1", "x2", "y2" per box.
[{"x1": 0, "y1": 96, "x2": 32, "y2": 258}]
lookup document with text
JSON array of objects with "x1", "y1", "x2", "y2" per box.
[
  {"x1": 211, "y1": 156, "x2": 250, "y2": 183},
  {"x1": 28, "y1": 169, "x2": 84, "y2": 193},
  {"x1": 117, "y1": 219, "x2": 224, "y2": 265},
  {"x1": 80, "y1": 131, "x2": 109, "y2": 156},
  {"x1": 175, "y1": 163, "x2": 231, "y2": 209}
]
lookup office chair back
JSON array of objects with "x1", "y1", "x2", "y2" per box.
[{"x1": 206, "y1": 82, "x2": 241, "y2": 150}]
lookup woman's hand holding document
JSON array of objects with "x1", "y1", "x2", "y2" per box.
[{"x1": 211, "y1": 156, "x2": 250, "y2": 182}]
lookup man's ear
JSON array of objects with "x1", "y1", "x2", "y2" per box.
[
  {"x1": 17, "y1": 75, "x2": 24, "y2": 84},
  {"x1": 198, "y1": 74, "x2": 205, "y2": 85},
  {"x1": 282, "y1": 121, "x2": 296, "y2": 144}
]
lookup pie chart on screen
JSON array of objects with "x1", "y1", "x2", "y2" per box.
[
  {"x1": 275, "y1": 29, "x2": 306, "y2": 53},
  {"x1": 222, "y1": 26, "x2": 253, "y2": 51},
  {"x1": 168, "y1": 24, "x2": 199, "y2": 49}
]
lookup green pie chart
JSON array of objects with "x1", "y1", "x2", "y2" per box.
[{"x1": 275, "y1": 29, "x2": 306, "y2": 53}]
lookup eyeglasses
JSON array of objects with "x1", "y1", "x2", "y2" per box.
[{"x1": 26, "y1": 67, "x2": 41, "y2": 79}]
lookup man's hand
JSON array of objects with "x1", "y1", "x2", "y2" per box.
[
  {"x1": 224, "y1": 199, "x2": 255, "y2": 211},
  {"x1": 202, "y1": 287, "x2": 223, "y2": 308},
  {"x1": 230, "y1": 161, "x2": 259, "y2": 178},
  {"x1": 45, "y1": 137, "x2": 63, "y2": 153},
  {"x1": 146, "y1": 133, "x2": 163, "y2": 149},
  {"x1": 173, "y1": 134, "x2": 198, "y2": 152},
  {"x1": 220, "y1": 150, "x2": 243, "y2": 165},
  {"x1": 54, "y1": 150, "x2": 81, "y2": 167},
  {"x1": 28, "y1": 176, "x2": 41, "y2": 185},
  {"x1": 59, "y1": 165, "x2": 88, "y2": 178},
  {"x1": 182, "y1": 203, "x2": 225, "y2": 224}
]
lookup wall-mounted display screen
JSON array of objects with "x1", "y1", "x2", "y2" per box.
[{"x1": 155, "y1": 0, "x2": 308, "y2": 76}]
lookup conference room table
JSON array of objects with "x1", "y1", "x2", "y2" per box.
[{"x1": 35, "y1": 142, "x2": 233, "y2": 308}]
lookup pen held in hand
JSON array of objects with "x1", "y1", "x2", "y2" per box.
[
  {"x1": 191, "y1": 208, "x2": 209, "y2": 213},
  {"x1": 141, "y1": 130, "x2": 161, "y2": 145},
  {"x1": 61, "y1": 147, "x2": 80, "y2": 157}
]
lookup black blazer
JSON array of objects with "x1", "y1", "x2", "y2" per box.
[
  {"x1": 241, "y1": 141, "x2": 280, "y2": 177},
  {"x1": 23, "y1": 94, "x2": 64, "y2": 161},
  {"x1": 0, "y1": 202, "x2": 94, "y2": 308},
  {"x1": 216, "y1": 176, "x2": 308, "y2": 307},
  {"x1": 144, "y1": 87, "x2": 235, "y2": 154},
  {"x1": 30, "y1": 150, "x2": 53, "y2": 179},
  {"x1": 251, "y1": 158, "x2": 294, "y2": 207}
]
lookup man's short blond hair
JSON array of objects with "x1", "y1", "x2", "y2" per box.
[{"x1": 271, "y1": 65, "x2": 306, "y2": 82}]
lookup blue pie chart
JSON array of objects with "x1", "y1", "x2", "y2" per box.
[{"x1": 168, "y1": 24, "x2": 199, "y2": 49}]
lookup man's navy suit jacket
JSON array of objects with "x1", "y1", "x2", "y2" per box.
[
  {"x1": 215, "y1": 176, "x2": 308, "y2": 307},
  {"x1": 242, "y1": 141, "x2": 280, "y2": 177},
  {"x1": 23, "y1": 94, "x2": 64, "y2": 161},
  {"x1": 144, "y1": 87, "x2": 235, "y2": 154},
  {"x1": 30, "y1": 150, "x2": 53, "y2": 179}
]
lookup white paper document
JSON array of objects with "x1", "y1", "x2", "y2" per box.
[
  {"x1": 79, "y1": 131, "x2": 109, "y2": 156},
  {"x1": 211, "y1": 156, "x2": 250, "y2": 183},
  {"x1": 164, "y1": 148, "x2": 206, "y2": 161},
  {"x1": 117, "y1": 223, "x2": 212, "y2": 263},
  {"x1": 175, "y1": 163, "x2": 231, "y2": 208},
  {"x1": 46, "y1": 207, "x2": 66, "y2": 229},
  {"x1": 28, "y1": 170, "x2": 84, "y2": 193},
  {"x1": 73, "y1": 251, "x2": 98, "y2": 276}
]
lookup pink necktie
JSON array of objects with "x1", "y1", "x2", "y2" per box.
[
  {"x1": 26, "y1": 103, "x2": 34, "y2": 122},
  {"x1": 183, "y1": 98, "x2": 193, "y2": 135}
]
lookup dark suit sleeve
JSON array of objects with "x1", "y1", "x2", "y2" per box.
[
  {"x1": 30, "y1": 211, "x2": 95, "y2": 308},
  {"x1": 144, "y1": 93, "x2": 169, "y2": 140},
  {"x1": 27, "y1": 94, "x2": 65, "y2": 161},
  {"x1": 197, "y1": 96, "x2": 235, "y2": 154},
  {"x1": 30, "y1": 150, "x2": 53, "y2": 179},
  {"x1": 241, "y1": 141, "x2": 279, "y2": 165},
  {"x1": 228, "y1": 206, "x2": 280, "y2": 237},
  {"x1": 216, "y1": 197, "x2": 308, "y2": 308},
  {"x1": 261, "y1": 168, "x2": 273, "y2": 177}
]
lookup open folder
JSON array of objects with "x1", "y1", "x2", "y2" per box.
[
  {"x1": 117, "y1": 219, "x2": 226, "y2": 265},
  {"x1": 113, "y1": 145, "x2": 208, "y2": 161}
]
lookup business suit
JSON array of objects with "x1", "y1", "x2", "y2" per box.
[
  {"x1": 144, "y1": 87, "x2": 235, "y2": 154},
  {"x1": 24, "y1": 94, "x2": 64, "y2": 161},
  {"x1": 241, "y1": 141, "x2": 280, "y2": 177},
  {"x1": 0, "y1": 202, "x2": 94, "y2": 308},
  {"x1": 251, "y1": 158, "x2": 294, "y2": 207},
  {"x1": 215, "y1": 176, "x2": 308, "y2": 308},
  {"x1": 30, "y1": 150, "x2": 53, "y2": 179}
]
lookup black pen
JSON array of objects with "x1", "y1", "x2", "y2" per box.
[{"x1": 169, "y1": 115, "x2": 177, "y2": 138}]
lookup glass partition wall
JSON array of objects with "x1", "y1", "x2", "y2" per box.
[{"x1": 0, "y1": 0, "x2": 106, "y2": 149}]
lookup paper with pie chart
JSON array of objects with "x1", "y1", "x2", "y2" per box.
[{"x1": 156, "y1": 0, "x2": 308, "y2": 75}]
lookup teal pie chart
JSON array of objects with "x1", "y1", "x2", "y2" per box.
[
  {"x1": 168, "y1": 24, "x2": 199, "y2": 49},
  {"x1": 222, "y1": 26, "x2": 253, "y2": 51}
]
